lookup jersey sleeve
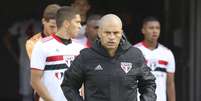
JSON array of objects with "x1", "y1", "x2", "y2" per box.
[
  {"x1": 167, "y1": 50, "x2": 176, "y2": 73},
  {"x1": 25, "y1": 39, "x2": 34, "y2": 59},
  {"x1": 25, "y1": 33, "x2": 41, "y2": 59},
  {"x1": 30, "y1": 41, "x2": 47, "y2": 70}
]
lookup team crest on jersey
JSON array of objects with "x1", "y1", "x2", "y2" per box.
[
  {"x1": 121, "y1": 62, "x2": 132, "y2": 73},
  {"x1": 63, "y1": 55, "x2": 76, "y2": 67},
  {"x1": 147, "y1": 59, "x2": 157, "y2": 70}
]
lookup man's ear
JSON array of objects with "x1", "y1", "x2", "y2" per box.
[
  {"x1": 141, "y1": 28, "x2": 145, "y2": 34},
  {"x1": 97, "y1": 33, "x2": 100, "y2": 39},
  {"x1": 97, "y1": 28, "x2": 101, "y2": 38},
  {"x1": 63, "y1": 20, "x2": 70, "y2": 28},
  {"x1": 42, "y1": 18, "x2": 46, "y2": 25}
]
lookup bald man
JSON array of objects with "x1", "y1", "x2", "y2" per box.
[{"x1": 61, "y1": 14, "x2": 156, "y2": 101}]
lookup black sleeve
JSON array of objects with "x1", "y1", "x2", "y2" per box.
[
  {"x1": 61, "y1": 53, "x2": 85, "y2": 101},
  {"x1": 136, "y1": 50, "x2": 157, "y2": 101}
]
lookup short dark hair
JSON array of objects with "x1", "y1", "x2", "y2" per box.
[
  {"x1": 43, "y1": 4, "x2": 61, "y2": 21},
  {"x1": 86, "y1": 14, "x2": 102, "y2": 24},
  {"x1": 56, "y1": 6, "x2": 78, "y2": 28},
  {"x1": 69, "y1": 0, "x2": 90, "y2": 5},
  {"x1": 142, "y1": 16, "x2": 160, "y2": 27}
]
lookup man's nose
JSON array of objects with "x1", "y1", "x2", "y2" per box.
[
  {"x1": 153, "y1": 28, "x2": 159, "y2": 33},
  {"x1": 108, "y1": 33, "x2": 115, "y2": 39},
  {"x1": 78, "y1": 23, "x2": 82, "y2": 29}
]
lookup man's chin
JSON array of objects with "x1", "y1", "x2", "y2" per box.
[
  {"x1": 151, "y1": 37, "x2": 158, "y2": 41},
  {"x1": 106, "y1": 46, "x2": 117, "y2": 49},
  {"x1": 71, "y1": 34, "x2": 79, "y2": 38}
]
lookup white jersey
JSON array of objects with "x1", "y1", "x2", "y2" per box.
[
  {"x1": 72, "y1": 36, "x2": 93, "y2": 48},
  {"x1": 31, "y1": 34, "x2": 85, "y2": 101},
  {"x1": 72, "y1": 36, "x2": 88, "y2": 46},
  {"x1": 72, "y1": 25, "x2": 91, "y2": 48},
  {"x1": 134, "y1": 41, "x2": 175, "y2": 101}
]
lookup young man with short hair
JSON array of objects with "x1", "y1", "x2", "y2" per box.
[
  {"x1": 134, "y1": 16, "x2": 176, "y2": 101},
  {"x1": 30, "y1": 6, "x2": 84, "y2": 101},
  {"x1": 26, "y1": 4, "x2": 61, "y2": 58}
]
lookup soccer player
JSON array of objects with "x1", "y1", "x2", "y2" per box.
[
  {"x1": 23, "y1": 4, "x2": 60, "y2": 101},
  {"x1": 72, "y1": 14, "x2": 101, "y2": 47},
  {"x1": 30, "y1": 6, "x2": 83, "y2": 101},
  {"x1": 70, "y1": 0, "x2": 91, "y2": 24},
  {"x1": 26, "y1": 4, "x2": 61, "y2": 59},
  {"x1": 84, "y1": 14, "x2": 101, "y2": 47},
  {"x1": 134, "y1": 16, "x2": 176, "y2": 101},
  {"x1": 70, "y1": 0, "x2": 91, "y2": 45}
]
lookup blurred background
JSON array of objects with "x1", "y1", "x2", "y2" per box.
[{"x1": 0, "y1": 0, "x2": 200, "y2": 101}]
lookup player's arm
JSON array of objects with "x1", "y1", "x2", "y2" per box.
[
  {"x1": 30, "y1": 41, "x2": 53, "y2": 101},
  {"x1": 31, "y1": 69, "x2": 54, "y2": 101},
  {"x1": 167, "y1": 50, "x2": 176, "y2": 101},
  {"x1": 167, "y1": 72, "x2": 176, "y2": 101},
  {"x1": 25, "y1": 39, "x2": 33, "y2": 59},
  {"x1": 26, "y1": 33, "x2": 41, "y2": 59}
]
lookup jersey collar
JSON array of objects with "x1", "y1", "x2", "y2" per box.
[
  {"x1": 142, "y1": 41, "x2": 159, "y2": 50},
  {"x1": 52, "y1": 34, "x2": 72, "y2": 45}
]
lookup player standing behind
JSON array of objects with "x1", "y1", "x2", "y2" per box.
[
  {"x1": 26, "y1": 4, "x2": 61, "y2": 59},
  {"x1": 72, "y1": 14, "x2": 101, "y2": 47},
  {"x1": 24, "y1": 4, "x2": 60, "y2": 101},
  {"x1": 30, "y1": 6, "x2": 83, "y2": 101},
  {"x1": 134, "y1": 16, "x2": 176, "y2": 101},
  {"x1": 70, "y1": 0, "x2": 91, "y2": 24},
  {"x1": 70, "y1": 0, "x2": 92, "y2": 45}
]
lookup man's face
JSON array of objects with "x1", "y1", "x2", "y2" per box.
[
  {"x1": 142, "y1": 21, "x2": 160, "y2": 42},
  {"x1": 86, "y1": 20, "x2": 99, "y2": 41},
  {"x1": 67, "y1": 14, "x2": 81, "y2": 38},
  {"x1": 98, "y1": 23, "x2": 122, "y2": 51},
  {"x1": 72, "y1": 0, "x2": 90, "y2": 15},
  {"x1": 43, "y1": 19, "x2": 57, "y2": 36}
]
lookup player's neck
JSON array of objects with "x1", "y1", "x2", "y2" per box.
[
  {"x1": 144, "y1": 40, "x2": 158, "y2": 50},
  {"x1": 56, "y1": 28, "x2": 71, "y2": 40},
  {"x1": 43, "y1": 31, "x2": 49, "y2": 37}
]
